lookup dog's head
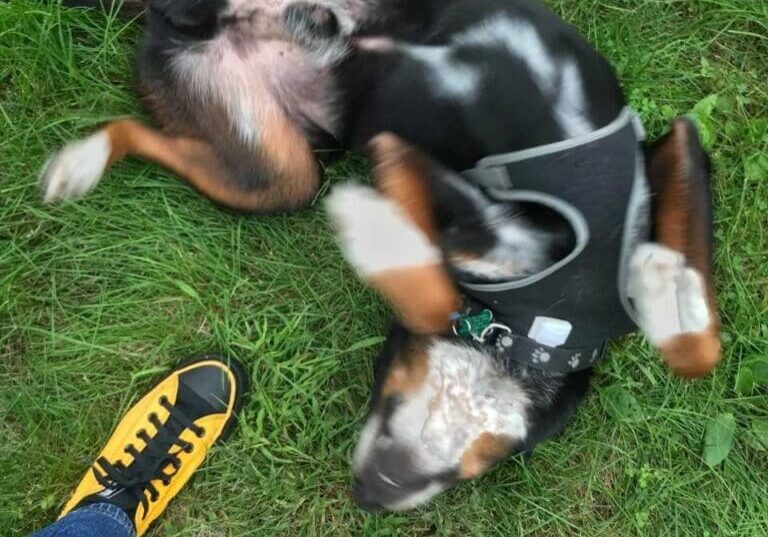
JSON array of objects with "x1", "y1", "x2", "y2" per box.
[{"x1": 351, "y1": 327, "x2": 531, "y2": 511}]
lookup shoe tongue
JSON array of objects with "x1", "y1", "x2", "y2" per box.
[
  {"x1": 176, "y1": 379, "x2": 224, "y2": 419},
  {"x1": 88, "y1": 487, "x2": 140, "y2": 517}
]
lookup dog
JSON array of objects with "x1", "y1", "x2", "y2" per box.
[{"x1": 44, "y1": 0, "x2": 722, "y2": 511}]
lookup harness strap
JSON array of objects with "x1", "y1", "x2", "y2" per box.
[
  {"x1": 489, "y1": 329, "x2": 605, "y2": 373},
  {"x1": 453, "y1": 308, "x2": 605, "y2": 373}
]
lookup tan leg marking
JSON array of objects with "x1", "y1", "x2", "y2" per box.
[
  {"x1": 459, "y1": 432, "x2": 511, "y2": 479},
  {"x1": 43, "y1": 115, "x2": 319, "y2": 213},
  {"x1": 648, "y1": 119, "x2": 721, "y2": 377}
]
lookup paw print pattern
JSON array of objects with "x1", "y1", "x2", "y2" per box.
[
  {"x1": 568, "y1": 353, "x2": 581, "y2": 369},
  {"x1": 496, "y1": 334, "x2": 514, "y2": 351},
  {"x1": 531, "y1": 348, "x2": 551, "y2": 364}
]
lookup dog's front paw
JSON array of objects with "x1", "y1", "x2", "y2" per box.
[
  {"x1": 628, "y1": 243, "x2": 711, "y2": 345},
  {"x1": 41, "y1": 131, "x2": 111, "y2": 203},
  {"x1": 325, "y1": 184, "x2": 441, "y2": 277}
]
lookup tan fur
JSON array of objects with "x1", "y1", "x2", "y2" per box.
[
  {"x1": 363, "y1": 133, "x2": 463, "y2": 334},
  {"x1": 459, "y1": 432, "x2": 511, "y2": 479},
  {"x1": 369, "y1": 133, "x2": 438, "y2": 241},
  {"x1": 370, "y1": 263, "x2": 461, "y2": 335},
  {"x1": 102, "y1": 116, "x2": 319, "y2": 212},
  {"x1": 381, "y1": 341, "x2": 429, "y2": 398},
  {"x1": 659, "y1": 327, "x2": 721, "y2": 379}
]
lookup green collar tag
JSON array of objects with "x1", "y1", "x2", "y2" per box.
[{"x1": 453, "y1": 309, "x2": 494, "y2": 339}]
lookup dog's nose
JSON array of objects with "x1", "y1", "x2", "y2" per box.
[{"x1": 352, "y1": 478, "x2": 384, "y2": 513}]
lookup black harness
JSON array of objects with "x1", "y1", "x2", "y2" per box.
[{"x1": 455, "y1": 108, "x2": 650, "y2": 373}]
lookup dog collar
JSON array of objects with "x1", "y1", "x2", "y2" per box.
[{"x1": 452, "y1": 308, "x2": 605, "y2": 373}]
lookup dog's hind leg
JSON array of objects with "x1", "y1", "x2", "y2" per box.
[
  {"x1": 629, "y1": 119, "x2": 721, "y2": 378},
  {"x1": 41, "y1": 118, "x2": 320, "y2": 213},
  {"x1": 326, "y1": 134, "x2": 461, "y2": 334}
]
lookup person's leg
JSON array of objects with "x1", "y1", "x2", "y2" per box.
[
  {"x1": 29, "y1": 355, "x2": 248, "y2": 537},
  {"x1": 32, "y1": 502, "x2": 134, "y2": 537}
]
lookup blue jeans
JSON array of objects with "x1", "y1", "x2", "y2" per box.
[{"x1": 32, "y1": 503, "x2": 135, "y2": 537}]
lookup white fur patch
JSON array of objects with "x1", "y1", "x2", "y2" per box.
[
  {"x1": 354, "y1": 342, "x2": 529, "y2": 474},
  {"x1": 352, "y1": 340, "x2": 530, "y2": 509},
  {"x1": 387, "y1": 482, "x2": 449, "y2": 512},
  {"x1": 325, "y1": 184, "x2": 441, "y2": 277},
  {"x1": 353, "y1": 413, "x2": 381, "y2": 469},
  {"x1": 419, "y1": 341, "x2": 529, "y2": 465},
  {"x1": 171, "y1": 34, "x2": 338, "y2": 146},
  {"x1": 41, "y1": 131, "x2": 111, "y2": 203},
  {"x1": 554, "y1": 61, "x2": 593, "y2": 137},
  {"x1": 451, "y1": 204, "x2": 554, "y2": 280},
  {"x1": 628, "y1": 243, "x2": 711, "y2": 345},
  {"x1": 402, "y1": 45, "x2": 481, "y2": 100},
  {"x1": 458, "y1": 18, "x2": 555, "y2": 92},
  {"x1": 457, "y1": 17, "x2": 593, "y2": 137}
]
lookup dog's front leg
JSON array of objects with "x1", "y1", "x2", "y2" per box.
[
  {"x1": 629, "y1": 119, "x2": 721, "y2": 378},
  {"x1": 326, "y1": 134, "x2": 461, "y2": 334}
]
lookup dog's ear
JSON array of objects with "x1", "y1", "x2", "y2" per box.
[
  {"x1": 646, "y1": 118, "x2": 721, "y2": 377},
  {"x1": 326, "y1": 134, "x2": 461, "y2": 334}
]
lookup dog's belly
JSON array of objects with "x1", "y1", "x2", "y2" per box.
[{"x1": 171, "y1": 31, "x2": 337, "y2": 145}]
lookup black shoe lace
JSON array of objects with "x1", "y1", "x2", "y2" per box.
[{"x1": 92, "y1": 397, "x2": 206, "y2": 517}]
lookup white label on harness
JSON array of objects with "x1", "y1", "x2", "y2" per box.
[{"x1": 528, "y1": 317, "x2": 572, "y2": 347}]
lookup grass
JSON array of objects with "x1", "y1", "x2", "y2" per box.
[{"x1": 1, "y1": 0, "x2": 766, "y2": 535}]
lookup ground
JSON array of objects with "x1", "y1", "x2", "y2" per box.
[{"x1": 1, "y1": 0, "x2": 766, "y2": 535}]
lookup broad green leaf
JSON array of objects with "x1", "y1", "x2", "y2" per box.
[
  {"x1": 692, "y1": 94, "x2": 719, "y2": 120},
  {"x1": 735, "y1": 366, "x2": 756, "y2": 395},
  {"x1": 747, "y1": 358, "x2": 768, "y2": 386},
  {"x1": 744, "y1": 154, "x2": 768, "y2": 183},
  {"x1": 689, "y1": 94, "x2": 719, "y2": 150},
  {"x1": 703, "y1": 413, "x2": 736, "y2": 466},
  {"x1": 745, "y1": 420, "x2": 768, "y2": 452},
  {"x1": 600, "y1": 385, "x2": 641, "y2": 422},
  {"x1": 174, "y1": 279, "x2": 201, "y2": 302}
]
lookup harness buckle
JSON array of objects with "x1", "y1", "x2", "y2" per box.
[{"x1": 452, "y1": 309, "x2": 513, "y2": 344}]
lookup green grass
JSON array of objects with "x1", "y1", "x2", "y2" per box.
[{"x1": 1, "y1": 0, "x2": 766, "y2": 535}]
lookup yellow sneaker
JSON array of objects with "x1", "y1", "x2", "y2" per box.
[{"x1": 59, "y1": 355, "x2": 248, "y2": 536}]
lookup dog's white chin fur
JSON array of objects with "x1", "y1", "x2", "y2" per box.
[{"x1": 41, "y1": 131, "x2": 111, "y2": 203}]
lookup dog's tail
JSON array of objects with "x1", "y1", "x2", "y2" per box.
[{"x1": 62, "y1": 0, "x2": 145, "y2": 18}]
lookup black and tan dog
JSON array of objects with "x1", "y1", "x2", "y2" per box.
[{"x1": 44, "y1": 0, "x2": 721, "y2": 511}]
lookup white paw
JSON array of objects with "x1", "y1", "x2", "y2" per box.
[
  {"x1": 325, "y1": 183, "x2": 440, "y2": 277},
  {"x1": 41, "y1": 131, "x2": 111, "y2": 203},
  {"x1": 677, "y1": 267, "x2": 711, "y2": 333},
  {"x1": 628, "y1": 243, "x2": 711, "y2": 345}
]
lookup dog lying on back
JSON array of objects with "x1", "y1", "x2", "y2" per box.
[{"x1": 45, "y1": 0, "x2": 721, "y2": 511}]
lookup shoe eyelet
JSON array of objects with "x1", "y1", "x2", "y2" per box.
[
  {"x1": 195, "y1": 428, "x2": 206, "y2": 439},
  {"x1": 159, "y1": 396, "x2": 168, "y2": 405},
  {"x1": 183, "y1": 445, "x2": 193, "y2": 454}
]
